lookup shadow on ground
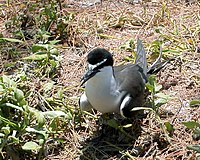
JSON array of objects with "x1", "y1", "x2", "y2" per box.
[{"x1": 79, "y1": 113, "x2": 147, "y2": 160}]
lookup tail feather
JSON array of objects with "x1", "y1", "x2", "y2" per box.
[
  {"x1": 136, "y1": 39, "x2": 171, "y2": 76},
  {"x1": 136, "y1": 39, "x2": 147, "y2": 76},
  {"x1": 147, "y1": 45, "x2": 173, "y2": 74}
]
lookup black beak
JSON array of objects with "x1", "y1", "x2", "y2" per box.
[
  {"x1": 80, "y1": 68, "x2": 99, "y2": 86},
  {"x1": 80, "y1": 59, "x2": 107, "y2": 86}
]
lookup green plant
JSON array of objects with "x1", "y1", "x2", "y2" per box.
[
  {"x1": 23, "y1": 40, "x2": 62, "y2": 78},
  {"x1": 0, "y1": 75, "x2": 68, "y2": 159},
  {"x1": 5, "y1": 0, "x2": 75, "y2": 43},
  {"x1": 183, "y1": 120, "x2": 200, "y2": 153}
]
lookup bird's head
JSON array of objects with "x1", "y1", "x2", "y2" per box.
[{"x1": 81, "y1": 48, "x2": 113, "y2": 85}]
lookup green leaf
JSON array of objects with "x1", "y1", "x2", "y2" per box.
[
  {"x1": 14, "y1": 88, "x2": 24, "y2": 102},
  {"x1": 0, "y1": 103, "x2": 24, "y2": 112},
  {"x1": 145, "y1": 83, "x2": 154, "y2": 92},
  {"x1": 155, "y1": 93, "x2": 170, "y2": 99},
  {"x1": 50, "y1": 48, "x2": 59, "y2": 55},
  {"x1": 8, "y1": 135, "x2": 19, "y2": 144},
  {"x1": 190, "y1": 100, "x2": 200, "y2": 107},
  {"x1": 182, "y1": 121, "x2": 200, "y2": 129},
  {"x1": 1, "y1": 75, "x2": 17, "y2": 88},
  {"x1": 148, "y1": 75, "x2": 156, "y2": 85},
  {"x1": 162, "y1": 49, "x2": 181, "y2": 54},
  {"x1": 155, "y1": 84, "x2": 162, "y2": 92},
  {"x1": 29, "y1": 107, "x2": 45, "y2": 127},
  {"x1": 26, "y1": 127, "x2": 48, "y2": 139},
  {"x1": 43, "y1": 81, "x2": 54, "y2": 93},
  {"x1": 155, "y1": 98, "x2": 168, "y2": 106},
  {"x1": 107, "y1": 119, "x2": 119, "y2": 129},
  {"x1": 187, "y1": 145, "x2": 200, "y2": 153},
  {"x1": 0, "y1": 38, "x2": 23, "y2": 43},
  {"x1": 2, "y1": 126, "x2": 10, "y2": 135},
  {"x1": 119, "y1": 38, "x2": 135, "y2": 51},
  {"x1": 155, "y1": 93, "x2": 170, "y2": 106},
  {"x1": 32, "y1": 44, "x2": 49, "y2": 52},
  {"x1": 34, "y1": 111, "x2": 45, "y2": 127},
  {"x1": 0, "y1": 115, "x2": 19, "y2": 129},
  {"x1": 1, "y1": 75, "x2": 10, "y2": 84},
  {"x1": 42, "y1": 111, "x2": 67, "y2": 118},
  {"x1": 23, "y1": 53, "x2": 48, "y2": 60},
  {"x1": 22, "y1": 141, "x2": 41, "y2": 151},
  {"x1": 194, "y1": 127, "x2": 200, "y2": 134},
  {"x1": 56, "y1": 89, "x2": 64, "y2": 99},
  {"x1": 164, "y1": 121, "x2": 174, "y2": 133},
  {"x1": 48, "y1": 40, "x2": 60, "y2": 45}
]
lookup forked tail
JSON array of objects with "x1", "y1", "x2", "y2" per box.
[
  {"x1": 135, "y1": 39, "x2": 148, "y2": 76},
  {"x1": 136, "y1": 39, "x2": 171, "y2": 77}
]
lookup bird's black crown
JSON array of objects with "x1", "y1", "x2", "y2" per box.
[{"x1": 87, "y1": 48, "x2": 114, "y2": 67}]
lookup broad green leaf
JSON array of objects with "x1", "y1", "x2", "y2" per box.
[
  {"x1": 0, "y1": 37, "x2": 23, "y2": 43},
  {"x1": 43, "y1": 81, "x2": 54, "y2": 93},
  {"x1": 50, "y1": 48, "x2": 59, "y2": 55},
  {"x1": 187, "y1": 145, "x2": 200, "y2": 153},
  {"x1": 155, "y1": 92, "x2": 170, "y2": 99},
  {"x1": 1, "y1": 75, "x2": 10, "y2": 84},
  {"x1": 35, "y1": 111, "x2": 45, "y2": 127},
  {"x1": 22, "y1": 141, "x2": 41, "y2": 151},
  {"x1": 19, "y1": 99, "x2": 27, "y2": 106},
  {"x1": 190, "y1": 100, "x2": 200, "y2": 107},
  {"x1": 42, "y1": 111, "x2": 67, "y2": 118},
  {"x1": 26, "y1": 127, "x2": 47, "y2": 139},
  {"x1": 14, "y1": 88, "x2": 24, "y2": 102},
  {"x1": 23, "y1": 53, "x2": 48, "y2": 60},
  {"x1": 39, "y1": 139, "x2": 45, "y2": 145},
  {"x1": 182, "y1": 121, "x2": 200, "y2": 129},
  {"x1": 32, "y1": 44, "x2": 49, "y2": 52}
]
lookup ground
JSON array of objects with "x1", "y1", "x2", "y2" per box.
[{"x1": 0, "y1": 0, "x2": 199, "y2": 160}]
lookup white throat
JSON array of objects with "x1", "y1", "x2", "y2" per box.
[{"x1": 85, "y1": 66, "x2": 124, "y2": 113}]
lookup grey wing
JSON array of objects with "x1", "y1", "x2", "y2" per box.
[
  {"x1": 114, "y1": 64, "x2": 146, "y2": 111},
  {"x1": 114, "y1": 64, "x2": 146, "y2": 97}
]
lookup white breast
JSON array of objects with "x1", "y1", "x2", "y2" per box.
[{"x1": 85, "y1": 66, "x2": 123, "y2": 113}]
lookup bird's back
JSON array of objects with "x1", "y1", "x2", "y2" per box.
[{"x1": 113, "y1": 39, "x2": 148, "y2": 97}]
